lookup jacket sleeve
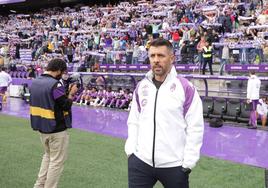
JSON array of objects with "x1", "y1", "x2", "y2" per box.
[
  {"x1": 124, "y1": 85, "x2": 140, "y2": 156},
  {"x1": 183, "y1": 89, "x2": 204, "y2": 169},
  {"x1": 8, "y1": 74, "x2": 12, "y2": 85},
  {"x1": 52, "y1": 82, "x2": 73, "y2": 111}
]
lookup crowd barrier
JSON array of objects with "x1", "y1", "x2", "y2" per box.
[
  {"x1": 8, "y1": 64, "x2": 268, "y2": 78},
  {"x1": 11, "y1": 72, "x2": 268, "y2": 98},
  {"x1": 10, "y1": 73, "x2": 268, "y2": 127},
  {"x1": 95, "y1": 64, "x2": 268, "y2": 73},
  {"x1": 98, "y1": 64, "x2": 200, "y2": 72},
  {"x1": 225, "y1": 64, "x2": 268, "y2": 72}
]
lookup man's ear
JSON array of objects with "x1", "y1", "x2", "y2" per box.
[{"x1": 171, "y1": 54, "x2": 175, "y2": 64}]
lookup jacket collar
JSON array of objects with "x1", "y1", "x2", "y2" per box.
[
  {"x1": 145, "y1": 65, "x2": 177, "y2": 82},
  {"x1": 41, "y1": 73, "x2": 59, "y2": 81},
  {"x1": 250, "y1": 75, "x2": 257, "y2": 79}
]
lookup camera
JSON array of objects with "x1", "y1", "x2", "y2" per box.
[{"x1": 64, "y1": 73, "x2": 83, "y2": 93}]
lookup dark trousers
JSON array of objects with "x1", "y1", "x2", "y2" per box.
[
  {"x1": 202, "y1": 57, "x2": 213, "y2": 75},
  {"x1": 128, "y1": 154, "x2": 189, "y2": 188},
  {"x1": 249, "y1": 100, "x2": 259, "y2": 127},
  {"x1": 67, "y1": 55, "x2": 73, "y2": 63}
]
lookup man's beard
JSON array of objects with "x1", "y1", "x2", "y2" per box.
[
  {"x1": 55, "y1": 74, "x2": 62, "y2": 80},
  {"x1": 153, "y1": 65, "x2": 164, "y2": 76}
]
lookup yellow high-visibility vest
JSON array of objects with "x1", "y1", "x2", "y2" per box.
[{"x1": 203, "y1": 46, "x2": 212, "y2": 58}]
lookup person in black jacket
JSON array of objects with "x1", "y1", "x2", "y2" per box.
[
  {"x1": 180, "y1": 40, "x2": 189, "y2": 64},
  {"x1": 30, "y1": 58, "x2": 78, "y2": 188}
]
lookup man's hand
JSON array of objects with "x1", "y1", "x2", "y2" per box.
[
  {"x1": 181, "y1": 167, "x2": 191, "y2": 174},
  {"x1": 68, "y1": 84, "x2": 78, "y2": 100}
]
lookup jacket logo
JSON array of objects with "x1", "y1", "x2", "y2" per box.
[
  {"x1": 142, "y1": 89, "x2": 148, "y2": 96},
  {"x1": 142, "y1": 85, "x2": 149, "y2": 89},
  {"x1": 141, "y1": 99, "x2": 147, "y2": 107},
  {"x1": 141, "y1": 85, "x2": 149, "y2": 96},
  {"x1": 170, "y1": 83, "x2": 176, "y2": 92}
]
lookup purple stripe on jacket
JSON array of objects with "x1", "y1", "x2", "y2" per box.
[
  {"x1": 177, "y1": 76, "x2": 195, "y2": 117},
  {"x1": 134, "y1": 82, "x2": 141, "y2": 113},
  {"x1": 52, "y1": 86, "x2": 65, "y2": 100}
]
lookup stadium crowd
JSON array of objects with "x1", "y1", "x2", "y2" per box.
[
  {"x1": 1, "y1": 0, "x2": 268, "y2": 116},
  {"x1": 0, "y1": 0, "x2": 268, "y2": 75}
]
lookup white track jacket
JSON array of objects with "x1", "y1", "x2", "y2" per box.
[
  {"x1": 125, "y1": 66, "x2": 204, "y2": 169},
  {"x1": 247, "y1": 75, "x2": 261, "y2": 100}
]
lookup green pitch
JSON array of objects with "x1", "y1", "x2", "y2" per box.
[{"x1": 0, "y1": 114, "x2": 264, "y2": 188}]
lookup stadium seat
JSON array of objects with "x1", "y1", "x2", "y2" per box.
[
  {"x1": 26, "y1": 72, "x2": 30, "y2": 78},
  {"x1": 11, "y1": 71, "x2": 16, "y2": 77},
  {"x1": 237, "y1": 100, "x2": 250, "y2": 123},
  {"x1": 9, "y1": 71, "x2": 13, "y2": 77},
  {"x1": 21, "y1": 72, "x2": 27, "y2": 78},
  {"x1": 222, "y1": 98, "x2": 241, "y2": 121},
  {"x1": 202, "y1": 96, "x2": 214, "y2": 118},
  {"x1": 14, "y1": 71, "x2": 18, "y2": 78},
  {"x1": 209, "y1": 98, "x2": 227, "y2": 119},
  {"x1": 17, "y1": 71, "x2": 22, "y2": 78}
]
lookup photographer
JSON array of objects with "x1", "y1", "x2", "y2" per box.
[{"x1": 30, "y1": 58, "x2": 78, "y2": 188}]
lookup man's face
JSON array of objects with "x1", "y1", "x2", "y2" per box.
[
  {"x1": 55, "y1": 70, "x2": 65, "y2": 80},
  {"x1": 149, "y1": 46, "x2": 174, "y2": 79},
  {"x1": 62, "y1": 72, "x2": 69, "y2": 80}
]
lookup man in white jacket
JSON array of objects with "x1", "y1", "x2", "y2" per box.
[
  {"x1": 125, "y1": 38, "x2": 204, "y2": 188},
  {"x1": 0, "y1": 66, "x2": 12, "y2": 103},
  {"x1": 247, "y1": 70, "x2": 261, "y2": 129}
]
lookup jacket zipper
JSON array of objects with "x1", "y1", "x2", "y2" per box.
[{"x1": 152, "y1": 88, "x2": 159, "y2": 167}]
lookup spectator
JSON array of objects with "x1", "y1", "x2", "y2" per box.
[
  {"x1": 65, "y1": 43, "x2": 75, "y2": 63},
  {"x1": 219, "y1": 43, "x2": 230, "y2": 75},
  {"x1": 196, "y1": 36, "x2": 206, "y2": 70},
  {"x1": 27, "y1": 65, "x2": 36, "y2": 79},
  {"x1": 202, "y1": 41, "x2": 213, "y2": 75},
  {"x1": 180, "y1": 40, "x2": 189, "y2": 64},
  {"x1": 247, "y1": 70, "x2": 261, "y2": 129},
  {"x1": 0, "y1": 66, "x2": 12, "y2": 103},
  {"x1": 256, "y1": 96, "x2": 268, "y2": 127}
]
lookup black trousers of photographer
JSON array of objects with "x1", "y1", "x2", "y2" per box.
[
  {"x1": 202, "y1": 57, "x2": 213, "y2": 75},
  {"x1": 128, "y1": 154, "x2": 189, "y2": 188}
]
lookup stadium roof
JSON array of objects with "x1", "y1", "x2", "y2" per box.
[{"x1": 0, "y1": 0, "x2": 125, "y2": 15}]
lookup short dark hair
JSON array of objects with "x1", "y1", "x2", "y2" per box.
[
  {"x1": 150, "y1": 38, "x2": 173, "y2": 53},
  {"x1": 46, "y1": 58, "x2": 67, "y2": 72},
  {"x1": 0, "y1": 66, "x2": 6, "y2": 71},
  {"x1": 250, "y1": 70, "x2": 255, "y2": 75}
]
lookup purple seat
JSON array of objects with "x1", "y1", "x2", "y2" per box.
[
  {"x1": 17, "y1": 72, "x2": 22, "y2": 78},
  {"x1": 11, "y1": 71, "x2": 17, "y2": 78},
  {"x1": 16, "y1": 71, "x2": 21, "y2": 78},
  {"x1": 21, "y1": 72, "x2": 27, "y2": 78},
  {"x1": 21, "y1": 71, "x2": 26, "y2": 78},
  {"x1": 26, "y1": 72, "x2": 30, "y2": 78},
  {"x1": 9, "y1": 71, "x2": 13, "y2": 77},
  {"x1": 18, "y1": 72, "x2": 22, "y2": 78}
]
